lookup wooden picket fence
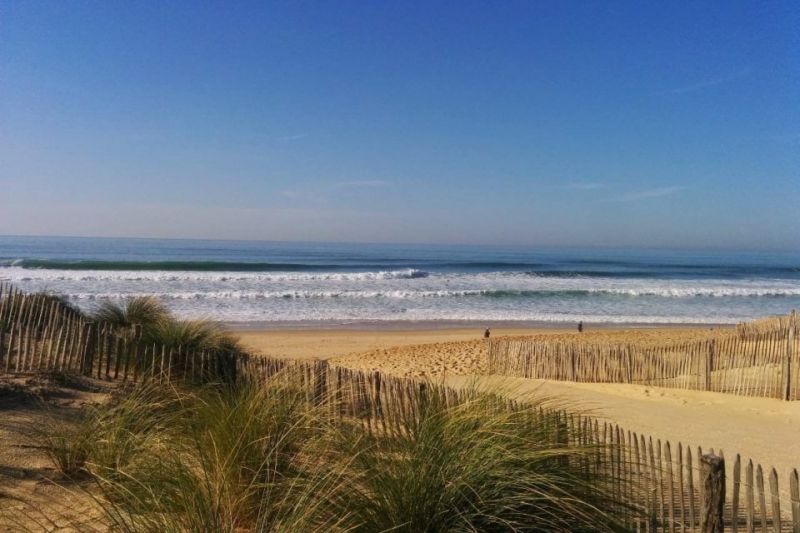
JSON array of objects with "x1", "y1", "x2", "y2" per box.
[
  {"x1": 239, "y1": 361, "x2": 800, "y2": 532},
  {"x1": 1, "y1": 284, "x2": 799, "y2": 531},
  {"x1": 489, "y1": 314, "x2": 800, "y2": 400},
  {"x1": 0, "y1": 283, "x2": 245, "y2": 384},
  {"x1": 737, "y1": 313, "x2": 800, "y2": 339}
]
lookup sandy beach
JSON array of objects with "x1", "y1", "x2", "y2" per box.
[
  {"x1": 236, "y1": 326, "x2": 561, "y2": 360},
  {"x1": 236, "y1": 324, "x2": 730, "y2": 368}
]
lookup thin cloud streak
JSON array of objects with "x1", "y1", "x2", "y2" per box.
[
  {"x1": 667, "y1": 67, "x2": 751, "y2": 95},
  {"x1": 612, "y1": 186, "x2": 687, "y2": 202}
]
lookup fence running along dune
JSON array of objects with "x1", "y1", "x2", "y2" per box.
[
  {"x1": 489, "y1": 313, "x2": 799, "y2": 400},
  {"x1": 1, "y1": 284, "x2": 799, "y2": 531},
  {"x1": 736, "y1": 313, "x2": 800, "y2": 339}
]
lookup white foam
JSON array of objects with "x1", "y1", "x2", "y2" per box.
[
  {"x1": 0, "y1": 266, "x2": 428, "y2": 282},
  {"x1": 4, "y1": 265, "x2": 799, "y2": 324}
]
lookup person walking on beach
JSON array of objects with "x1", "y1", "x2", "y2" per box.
[
  {"x1": 484, "y1": 327, "x2": 491, "y2": 339},
  {"x1": 577, "y1": 321, "x2": 583, "y2": 333}
]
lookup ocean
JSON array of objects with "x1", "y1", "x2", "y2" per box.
[{"x1": 1, "y1": 235, "x2": 799, "y2": 326}]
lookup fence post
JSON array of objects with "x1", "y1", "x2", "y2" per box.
[
  {"x1": 703, "y1": 340, "x2": 714, "y2": 391},
  {"x1": 313, "y1": 360, "x2": 328, "y2": 404},
  {"x1": 82, "y1": 324, "x2": 97, "y2": 376},
  {"x1": 784, "y1": 314, "x2": 795, "y2": 401},
  {"x1": 626, "y1": 345, "x2": 633, "y2": 384},
  {"x1": 700, "y1": 454, "x2": 725, "y2": 533},
  {"x1": 569, "y1": 346, "x2": 576, "y2": 381}
]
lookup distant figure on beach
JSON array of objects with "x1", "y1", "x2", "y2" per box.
[
  {"x1": 484, "y1": 327, "x2": 491, "y2": 339},
  {"x1": 577, "y1": 321, "x2": 583, "y2": 333}
]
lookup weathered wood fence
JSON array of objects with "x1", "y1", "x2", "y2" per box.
[
  {"x1": 0, "y1": 283, "x2": 243, "y2": 384},
  {"x1": 1, "y1": 284, "x2": 799, "y2": 531},
  {"x1": 489, "y1": 314, "x2": 800, "y2": 400},
  {"x1": 737, "y1": 313, "x2": 800, "y2": 339},
  {"x1": 245, "y1": 361, "x2": 800, "y2": 532}
]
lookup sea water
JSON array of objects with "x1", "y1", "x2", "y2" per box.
[{"x1": 1, "y1": 236, "x2": 798, "y2": 325}]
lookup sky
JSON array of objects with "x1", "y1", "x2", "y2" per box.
[{"x1": 1, "y1": 1, "x2": 798, "y2": 250}]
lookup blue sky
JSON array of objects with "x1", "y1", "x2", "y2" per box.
[{"x1": 1, "y1": 1, "x2": 798, "y2": 250}]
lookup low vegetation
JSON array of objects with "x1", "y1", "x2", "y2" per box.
[
  {"x1": 35, "y1": 375, "x2": 625, "y2": 532},
  {"x1": 92, "y1": 296, "x2": 243, "y2": 355},
  {"x1": 92, "y1": 296, "x2": 169, "y2": 331},
  {"x1": 13, "y1": 291, "x2": 625, "y2": 530}
]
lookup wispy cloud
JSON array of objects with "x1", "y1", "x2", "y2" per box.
[
  {"x1": 613, "y1": 186, "x2": 687, "y2": 202},
  {"x1": 666, "y1": 67, "x2": 751, "y2": 95},
  {"x1": 567, "y1": 182, "x2": 606, "y2": 191}
]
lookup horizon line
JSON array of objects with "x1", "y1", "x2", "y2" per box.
[{"x1": 0, "y1": 233, "x2": 798, "y2": 255}]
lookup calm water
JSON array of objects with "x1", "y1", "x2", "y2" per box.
[{"x1": 1, "y1": 236, "x2": 799, "y2": 325}]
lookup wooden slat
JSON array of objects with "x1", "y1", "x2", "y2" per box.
[
  {"x1": 746, "y1": 460, "x2": 756, "y2": 533},
  {"x1": 732, "y1": 454, "x2": 742, "y2": 533},
  {"x1": 666, "y1": 441, "x2": 676, "y2": 532},
  {"x1": 768, "y1": 468, "x2": 780, "y2": 533},
  {"x1": 678, "y1": 443, "x2": 686, "y2": 532},
  {"x1": 687, "y1": 446, "x2": 696, "y2": 532},
  {"x1": 757, "y1": 464, "x2": 768, "y2": 533},
  {"x1": 790, "y1": 469, "x2": 799, "y2": 532}
]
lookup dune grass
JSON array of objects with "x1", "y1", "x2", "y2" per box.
[
  {"x1": 92, "y1": 296, "x2": 169, "y2": 331},
  {"x1": 332, "y1": 392, "x2": 620, "y2": 532},
  {"x1": 92, "y1": 296, "x2": 243, "y2": 355},
  {"x1": 39, "y1": 417, "x2": 94, "y2": 478},
  {"x1": 139, "y1": 317, "x2": 242, "y2": 354},
  {"x1": 37, "y1": 383, "x2": 184, "y2": 480},
  {"x1": 67, "y1": 380, "x2": 347, "y2": 532},
  {"x1": 37, "y1": 373, "x2": 625, "y2": 532}
]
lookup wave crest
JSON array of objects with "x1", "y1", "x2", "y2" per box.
[{"x1": 0, "y1": 266, "x2": 429, "y2": 282}]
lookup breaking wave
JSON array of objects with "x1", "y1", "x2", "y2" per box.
[
  {"x1": 56, "y1": 286, "x2": 800, "y2": 300},
  {"x1": 0, "y1": 266, "x2": 430, "y2": 282}
]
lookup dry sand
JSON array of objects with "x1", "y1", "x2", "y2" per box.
[
  {"x1": 0, "y1": 375, "x2": 109, "y2": 530},
  {"x1": 238, "y1": 325, "x2": 798, "y2": 486},
  {"x1": 446, "y1": 376, "x2": 800, "y2": 482},
  {"x1": 237, "y1": 325, "x2": 724, "y2": 365},
  {"x1": 237, "y1": 327, "x2": 548, "y2": 360}
]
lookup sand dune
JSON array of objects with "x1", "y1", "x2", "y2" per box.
[
  {"x1": 444, "y1": 375, "x2": 800, "y2": 507},
  {"x1": 238, "y1": 325, "x2": 797, "y2": 496}
]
